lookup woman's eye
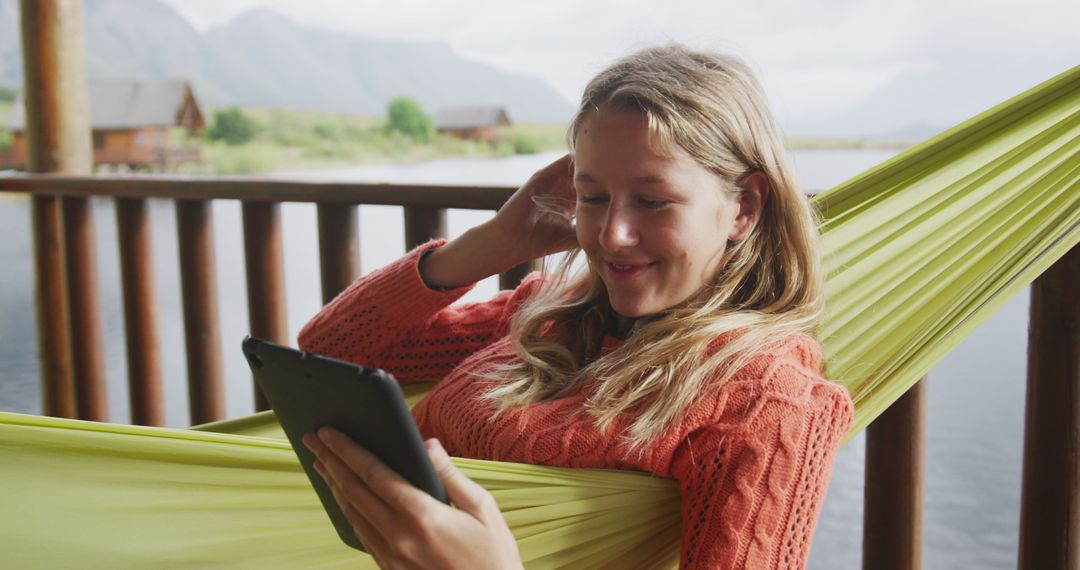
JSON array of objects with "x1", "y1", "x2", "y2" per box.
[
  {"x1": 639, "y1": 198, "x2": 671, "y2": 209},
  {"x1": 578, "y1": 195, "x2": 606, "y2": 204}
]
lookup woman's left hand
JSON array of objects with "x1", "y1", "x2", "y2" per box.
[{"x1": 303, "y1": 427, "x2": 523, "y2": 570}]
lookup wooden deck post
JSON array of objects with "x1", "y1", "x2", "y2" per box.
[
  {"x1": 864, "y1": 376, "x2": 926, "y2": 570},
  {"x1": 317, "y1": 204, "x2": 360, "y2": 303},
  {"x1": 404, "y1": 206, "x2": 447, "y2": 250},
  {"x1": 242, "y1": 202, "x2": 288, "y2": 411},
  {"x1": 176, "y1": 199, "x2": 225, "y2": 424},
  {"x1": 1018, "y1": 243, "x2": 1080, "y2": 570},
  {"x1": 21, "y1": 0, "x2": 100, "y2": 419},
  {"x1": 116, "y1": 198, "x2": 164, "y2": 426}
]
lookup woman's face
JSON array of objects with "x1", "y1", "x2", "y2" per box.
[{"x1": 573, "y1": 109, "x2": 753, "y2": 318}]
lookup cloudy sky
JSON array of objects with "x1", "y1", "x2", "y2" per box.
[{"x1": 161, "y1": 0, "x2": 1078, "y2": 136}]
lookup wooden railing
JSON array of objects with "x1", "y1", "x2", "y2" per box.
[
  {"x1": 2, "y1": 171, "x2": 1078, "y2": 570},
  {"x1": 0, "y1": 173, "x2": 530, "y2": 426}
]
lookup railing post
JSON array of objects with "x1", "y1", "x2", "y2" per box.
[
  {"x1": 500, "y1": 260, "x2": 540, "y2": 290},
  {"x1": 1018, "y1": 243, "x2": 1080, "y2": 570},
  {"x1": 176, "y1": 199, "x2": 225, "y2": 424},
  {"x1": 21, "y1": 0, "x2": 96, "y2": 419},
  {"x1": 242, "y1": 201, "x2": 288, "y2": 411},
  {"x1": 403, "y1": 206, "x2": 447, "y2": 250},
  {"x1": 116, "y1": 197, "x2": 164, "y2": 426},
  {"x1": 863, "y1": 376, "x2": 926, "y2": 570},
  {"x1": 317, "y1": 204, "x2": 360, "y2": 303},
  {"x1": 62, "y1": 196, "x2": 108, "y2": 421}
]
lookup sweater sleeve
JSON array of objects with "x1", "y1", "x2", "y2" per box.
[
  {"x1": 670, "y1": 377, "x2": 854, "y2": 569},
  {"x1": 297, "y1": 240, "x2": 543, "y2": 384}
]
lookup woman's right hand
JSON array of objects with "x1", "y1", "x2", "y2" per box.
[
  {"x1": 419, "y1": 154, "x2": 578, "y2": 289},
  {"x1": 487, "y1": 153, "x2": 578, "y2": 262}
]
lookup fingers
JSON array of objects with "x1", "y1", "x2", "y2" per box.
[
  {"x1": 425, "y1": 438, "x2": 500, "y2": 519},
  {"x1": 308, "y1": 427, "x2": 432, "y2": 516},
  {"x1": 303, "y1": 430, "x2": 396, "y2": 525},
  {"x1": 322, "y1": 473, "x2": 392, "y2": 561}
]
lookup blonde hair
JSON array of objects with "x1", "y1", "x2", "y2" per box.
[{"x1": 483, "y1": 44, "x2": 825, "y2": 449}]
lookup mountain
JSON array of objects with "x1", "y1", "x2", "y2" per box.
[{"x1": 0, "y1": 0, "x2": 574, "y2": 122}]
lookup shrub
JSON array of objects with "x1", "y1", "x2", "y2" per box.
[
  {"x1": 511, "y1": 132, "x2": 542, "y2": 154},
  {"x1": 207, "y1": 107, "x2": 257, "y2": 145},
  {"x1": 385, "y1": 96, "x2": 432, "y2": 141}
]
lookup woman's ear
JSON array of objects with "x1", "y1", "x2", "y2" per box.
[{"x1": 729, "y1": 171, "x2": 769, "y2": 241}]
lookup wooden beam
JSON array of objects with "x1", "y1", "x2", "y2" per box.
[
  {"x1": 21, "y1": 0, "x2": 94, "y2": 418},
  {"x1": 0, "y1": 174, "x2": 518, "y2": 210},
  {"x1": 1018, "y1": 243, "x2": 1080, "y2": 570},
  {"x1": 863, "y1": 376, "x2": 926, "y2": 570}
]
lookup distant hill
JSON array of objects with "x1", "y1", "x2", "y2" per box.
[{"x1": 0, "y1": 0, "x2": 574, "y2": 122}]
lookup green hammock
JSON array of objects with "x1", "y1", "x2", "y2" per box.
[{"x1": 1, "y1": 64, "x2": 1077, "y2": 568}]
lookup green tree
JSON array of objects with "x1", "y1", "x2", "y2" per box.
[
  {"x1": 207, "y1": 107, "x2": 257, "y2": 145},
  {"x1": 385, "y1": 96, "x2": 432, "y2": 141}
]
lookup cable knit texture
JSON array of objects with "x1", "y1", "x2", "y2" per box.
[{"x1": 298, "y1": 241, "x2": 854, "y2": 570}]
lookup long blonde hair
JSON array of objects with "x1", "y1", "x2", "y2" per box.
[{"x1": 483, "y1": 44, "x2": 825, "y2": 448}]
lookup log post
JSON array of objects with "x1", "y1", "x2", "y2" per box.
[
  {"x1": 242, "y1": 201, "x2": 287, "y2": 411},
  {"x1": 1018, "y1": 243, "x2": 1080, "y2": 569},
  {"x1": 317, "y1": 204, "x2": 360, "y2": 303},
  {"x1": 176, "y1": 199, "x2": 225, "y2": 424},
  {"x1": 21, "y1": 0, "x2": 97, "y2": 419},
  {"x1": 864, "y1": 376, "x2": 926, "y2": 570},
  {"x1": 116, "y1": 197, "x2": 164, "y2": 426},
  {"x1": 403, "y1": 206, "x2": 447, "y2": 250}
]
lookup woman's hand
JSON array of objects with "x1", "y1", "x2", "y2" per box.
[
  {"x1": 488, "y1": 153, "x2": 578, "y2": 262},
  {"x1": 303, "y1": 427, "x2": 523, "y2": 570},
  {"x1": 418, "y1": 153, "x2": 578, "y2": 289}
]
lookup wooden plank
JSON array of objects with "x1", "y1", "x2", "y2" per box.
[
  {"x1": 1018, "y1": 243, "x2": 1080, "y2": 570},
  {"x1": 404, "y1": 206, "x2": 447, "y2": 250},
  {"x1": 317, "y1": 204, "x2": 360, "y2": 304},
  {"x1": 242, "y1": 201, "x2": 287, "y2": 412},
  {"x1": 0, "y1": 174, "x2": 517, "y2": 210},
  {"x1": 21, "y1": 0, "x2": 93, "y2": 418},
  {"x1": 176, "y1": 199, "x2": 225, "y2": 424},
  {"x1": 116, "y1": 197, "x2": 164, "y2": 426},
  {"x1": 863, "y1": 376, "x2": 926, "y2": 570}
]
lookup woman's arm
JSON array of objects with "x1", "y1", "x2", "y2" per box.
[
  {"x1": 297, "y1": 154, "x2": 577, "y2": 383},
  {"x1": 304, "y1": 427, "x2": 523, "y2": 570},
  {"x1": 671, "y1": 380, "x2": 853, "y2": 569}
]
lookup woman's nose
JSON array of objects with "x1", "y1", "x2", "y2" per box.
[{"x1": 599, "y1": 206, "x2": 639, "y2": 250}]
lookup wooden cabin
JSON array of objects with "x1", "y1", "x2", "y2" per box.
[
  {"x1": 435, "y1": 106, "x2": 511, "y2": 143},
  {"x1": 2, "y1": 79, "x2": 204, "y2": 170}
]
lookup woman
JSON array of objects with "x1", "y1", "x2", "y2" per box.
[{"x1": 299, "y1": 44, "x2": 854, "y2": 569}]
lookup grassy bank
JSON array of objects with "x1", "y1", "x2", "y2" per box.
[
  {"x1": 0, "y1": 101, "x2": 916, "y2": 175},
  {"x1": 183, "y1": 107, "x2": 569, "y2": 174}
]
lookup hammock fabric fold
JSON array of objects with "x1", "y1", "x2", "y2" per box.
[{"x1": 1, "y1": 64, "x2": 1077, "y2": 567}]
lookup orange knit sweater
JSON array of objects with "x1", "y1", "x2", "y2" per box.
[{"x1": 298, "y1": 241, "x2": 854, "y2": 570}]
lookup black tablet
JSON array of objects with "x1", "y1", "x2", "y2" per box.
[{"x1": 241, "y1": 336, "x2": 449, "y2": 552}]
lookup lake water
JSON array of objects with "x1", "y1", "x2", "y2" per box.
[{"x1": 0, "y1": 149, "x2": 1028, "y2": 568}]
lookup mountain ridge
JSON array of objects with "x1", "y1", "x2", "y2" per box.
[{"x1": 0, "y1": 0, "x2": 574, "y2": 122}]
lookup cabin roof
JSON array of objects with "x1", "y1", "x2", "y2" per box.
[
  {"x1": 7, "y1": 78, "x2": 203, "y2": 131},
  {"x1": 435, "y1": 106, "x2": 511, "y2": 130}
]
